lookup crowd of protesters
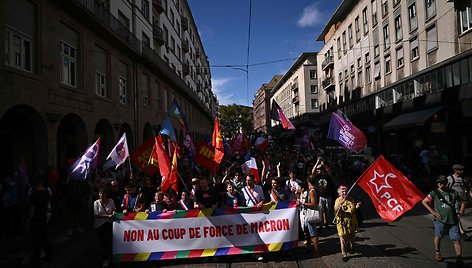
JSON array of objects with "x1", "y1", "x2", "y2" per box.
[{"x1": 1, "y1": 133, "x2": 470, "y2": 267}]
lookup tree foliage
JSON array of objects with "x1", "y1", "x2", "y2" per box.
[{"x1": 219, "y1": 104, "x2": 253, "y2": 139}]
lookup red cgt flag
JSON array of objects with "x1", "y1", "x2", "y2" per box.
[
  {"x1": 357, "y1": 155, "x2": 424, "y2": 222},
  {"x1": 212, "y1": 117, "x2": 224, "y2": 164}
]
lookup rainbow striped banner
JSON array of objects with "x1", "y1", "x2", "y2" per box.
[{"x1": 113, "y1": 201, "x2": 298, "y2": 262}]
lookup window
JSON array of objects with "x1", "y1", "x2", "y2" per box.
[
  {"x1": 5, "y1": 28, "x2": 32, "y2": 72},
  {"x1": 385, "y1": 54, "x2": 391, "y2": 74},
  {"x1": 410, "y1": 36, "x2": 419, "y2": 60},
  {"x1": 119, "y1": 61, "x2": 128, "y2": 104},
  {"x1": 374, "y1": 28, "x2": 380, "y2": 57},
  {"x1": 142, "y1": 32, "x2": 150, "y2": 51},
  {"x1": 372, "y1": 0, "x2": 378, "y2": 27},
  {"x1": 348, "y1": 24, "x2": 353, "y2": 48},
  {"x1": 383, "y1": 24, "x2": 390, "y2": 50},
  {"x1": 311, "y1": 99, "x2": 319, "y2": 109},
  {"x1": 355, "y1": 16, "x2": 361, "y2": 42},
  {"x1": 365, "y1": 51, "x2": 370, "y2": 63},
  {"x1": 408, "y1": 3, "x2": 417, "y2": 31},
  {"x1": 170, "y1": 36, "x2": 175, "y2": 53},
  {"x1": 155, "y1": 81, "x2": 162, "y2": 111},
  {"x1": 357, "y1": 57, "x2": 362, "y2": 69},
  {"x1": 396, "y1": 46, "x2": 404, "y2": 67},
  {"x1": 143, "y1": 73, "x2": 150, "y2": 106},
  {"x1": 310, "y1": 85, "x2": 318, "y2": 94},
  {"x1": 358, "y1": 69, "x2": 363, "y2": 87},
  {"x1": 366, "y1": 65, "x2": 372, "y2": 84},
  {"x1": 118, "y1": 10, "x2": 130, "y2": 30},
  {"x1": 141, "y1": 0, "x2": 149, "y2": 20},
  {"x1": 337, "y1": 38, "x2": 341, "y2": 58},
  {"x1": 162, "y1": 25, "x2": 169, "y2": 44},
  {"x1": 60, "y1": 42, "x2": 77, "y2": 87},
  {"x1": 95, "y1": 45, "x2": 107, "y2": 97},
  {"x1": 310, "y1": 70, "x2": 317, "y2": 79},
  {"x1": 363, "y1": 8, "x2": 369, "y2": 34},
  {"x1": 4, "y1": 0, "x2": 35, "y2": 72},
  {"x1": 425, "y1": 0, "x2": 436, "y2": 20},
  {"x1": 393, "y1": 0, "x2": 401, "y2": 7},
  {"x1": 459, "y1": 5, "x2": 472, "y2": 34},
  {"x1": 426, "y1": 24, "x2": 437, "y2": 52},
  {"x1": 381, "y1": 0, "x2": 388, "y2": 17},
  {"x1": 342, "y1": 31, "x2": 347, "y2": 54},
  {"x1": 394, "y1": 14, "x2": 403, "y2": 41},
  {"x1": 169, "y1": 10, "x2": 174, "y2": 26},
  {"x1": 374, "y1": 61, "x2": 381, "y2": 80}
]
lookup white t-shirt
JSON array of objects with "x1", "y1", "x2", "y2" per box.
[{"x1": 94, "y1": 198, "x2": 116, "y2": 229}]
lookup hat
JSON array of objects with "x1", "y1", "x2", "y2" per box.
[
  {"x1": 453, "y1": 164, "x2": 465, "y2": 170},
  {"x1": 436, "y1": 176, "x2": 447, "y2": 184},
  {"x1": 339, "y1": 185, "x2": 348, "y2": 191},
  {"x1": 191, "y1": 178, "x2": 199, "y2": 184}
]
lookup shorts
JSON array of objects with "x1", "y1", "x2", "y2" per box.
[
  {"x1": 434, "y1": 220, "x2": 461, "y2": 240},
  {"x1": 304, "y1": 221, "x2": 318, "y2": 238}
]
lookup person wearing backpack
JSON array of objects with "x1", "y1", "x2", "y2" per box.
[
  {"x1": 422, "y1": 175, "x2": 466, "y2": 265},
  {"x1": 447, "y1": 164, "x2": 467, "y2": 205}
]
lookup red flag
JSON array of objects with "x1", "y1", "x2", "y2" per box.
[
  {"x1": 155, "y1": 135, "x2": 171, "y2": 186},
  {"x1": 162, "y1": 149, "x2": 178, "y2": 193},
  {"x1": 357, "y1": 155, "x2": 424, "y2": 222},
  {"x1": 212, "y1": 117, "x2": 224, "y2": 164},
  {"x1": 254, "y1": 136, "x2": 269, "y2": 152},
  {"x1": 194, "y1": 142, "x2": 219, "y2": 173},
  {"x1": 131, "y1": 137, "x2": 159, "y2": 176}
]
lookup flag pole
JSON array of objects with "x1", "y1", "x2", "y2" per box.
[
  {"x1": 331, "y1": 156, "x2": 381, "y2": 223},
  {"x1": 140, "y1": 143, "x2": 156, "y2": 182},
  {"x1": 128, "y1": 157, "x2": 133, "y2": 179}
]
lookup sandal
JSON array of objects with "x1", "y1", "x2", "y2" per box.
[{"x1": 435, "y1": 251, "x2": 444, "y2": 262}]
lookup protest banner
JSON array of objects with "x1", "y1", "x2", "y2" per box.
[{"x1": 112, "y1": 201, "x2": 298, "y2": 262}]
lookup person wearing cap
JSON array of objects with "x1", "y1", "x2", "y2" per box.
[
  {"x1": 447, "y1": 164, "x2": 467, "y2": 204},
  {"x1": 334, "y1": 185, "x2": 361, "y2": 262},
  {"x1": 421, "y1": 175, "x2": 466, "y2": 265},
  {"x1": 190, "y1": 177, "x2": 199, "y2": 198}
]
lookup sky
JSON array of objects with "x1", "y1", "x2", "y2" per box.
[{"x1": 187, "y1": 0, "x2": 341, "y2": 107}]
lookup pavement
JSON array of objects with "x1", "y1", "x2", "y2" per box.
[{"x1": 2, "y1": 186, "x2": 472, "y2": 267}]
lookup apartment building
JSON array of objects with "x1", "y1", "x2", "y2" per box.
[
  {"x1": 270, "y1": 53, "x2": 319, "y2": 129},
  {"x1": 0, "y1": 0, "x2": 217, "y2": 175},
  {"x1": 253, "y1": 75, "x2": 282, "y2": 133},
  {"x1": 315, "y1": 0, "x2": 472, "y2": 163}
]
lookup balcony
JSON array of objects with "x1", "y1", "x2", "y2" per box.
[
  {"x1": 322, "y1": 77, "x2": 335, "y2": 91},
  {"x1": 182, "y1": 40, "x2": 189, "y2": 53},
  {"x1": 292, "y1": 95, "x2": 299, "y2": 103},
  {"x1": 321, "y1": 56, "x2": 334, "y2": 71},
  {"x1": 181, "y1": 15, "x2": 189, "y2": 31},
  {"x1": 153, "y1": 0, "x2": 164, "y2": 13},
  {"x1": 182, "y1": 63, "x2": 190, "y2": 76},
  {"x1": 196, "y1": 49, "x2": 200, "y2": 58},
  {"x1": 152, "y1": 24, "x2": 164, "y2": 45},
  {"x1": 196, "y1": 68, "x2": 201, "y2": 75},
  {"x1": 291, "y1": 82, "x2": 298, "y2": 91}
]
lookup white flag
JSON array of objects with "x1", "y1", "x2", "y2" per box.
[{"x1": 107, "y1": 133, "x2": 129, "y2": 169}]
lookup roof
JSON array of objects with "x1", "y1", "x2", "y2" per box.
[{"x1": 316, "y1": 0, "x2": 359, "y2": 42}]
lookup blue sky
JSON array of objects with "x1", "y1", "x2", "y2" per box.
[{"x1": 187, "y1": 0, "x2": 341, "y2": 106}]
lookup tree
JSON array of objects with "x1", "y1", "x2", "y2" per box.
[{"x1": 219, "y1": 104, "x2": 253, "y2": 139}]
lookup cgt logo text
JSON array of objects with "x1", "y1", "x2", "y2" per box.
[{"x1": 369, "y1": 170, "x2": 404, "y2": 213}]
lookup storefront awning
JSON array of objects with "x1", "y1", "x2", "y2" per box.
[{"x1": 383, "y1": 106, "x2": 443, "y2": 131}]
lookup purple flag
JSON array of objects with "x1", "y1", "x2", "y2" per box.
[
  {"x1": 327, "y1": 112, "x2": 367, "y2": 152},
  {"x1": 70, "y1": 138, "x2": 100, "y2": 180}
]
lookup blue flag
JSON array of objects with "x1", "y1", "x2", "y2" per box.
[
  {"x1": 159, "y1": 115, "x2": 177, "y2": 142},
  {"x1": 70, "y1": 138, "x2": 100, "y2": 180}
]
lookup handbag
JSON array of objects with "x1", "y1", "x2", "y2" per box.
[{"x1": 305, "y1": 205, "x2": 322, "y2": 224}]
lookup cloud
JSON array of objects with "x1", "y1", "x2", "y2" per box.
[
  {"x1": 297, "y1": 3, "x2": 325, "y2": 28},
  {"x1": 211, "y1": 77, "x2": 235, "y2": 105}
]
